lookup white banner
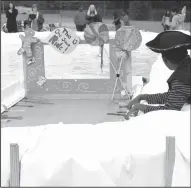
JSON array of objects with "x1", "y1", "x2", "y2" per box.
[{"x1": 47, "y1": 27, "x2": 80, "y2": 54}]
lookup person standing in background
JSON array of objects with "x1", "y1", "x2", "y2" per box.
[
  {"x1": 161, "y1": 10, "x2": 171, "y2": 31},
  {"x1": 181, "y1": 6, "x2": 186, "y2": 30},
  {"x1": 86, "y1": 5, "x2": 103, "y2": 57},
  {"x1": 74, "y1": 7, "x2": 87, "y2": 32},
  {"x1": 6, "y1": 2, "x2": 18, "y2": 33},
  {"x1": 121, "y1": 10, "x2": 130, "y2": 26},
  {"x1": 86, "y1": 4, "x2": 102, "y2": 24},
  {"x1": 28, "y1": 4, "x2": 44, "y2": 31},
  {"x1": 112, "y1": 10, "x2": 121, "y2": 31},
  {"x1": 170, "y1": 7, "x2": 185, "y2": 30}
]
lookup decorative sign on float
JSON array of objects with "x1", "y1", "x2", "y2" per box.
[
  {"x1": 47, "y1": 27, "x2": 80, "y2": 54},
  {"x1": 84, "y1": 22, "x2": 109, "y2": 71},
  {"x1": 115, "y1": 26, "x2": 142, "y2": 52},
  {"x1": 18, "y1": 26, "x2": 142, "y2": 100},
  {"x1": 17, "y1": 28, "x2": 38, "y2": 65},
  {"x1": 108, "y1": 26, "x2": 142, "y2": 100}
]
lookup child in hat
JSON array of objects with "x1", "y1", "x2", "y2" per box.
[{"x1": 119, "y1": 31, "x2": 191, "y2": 119}]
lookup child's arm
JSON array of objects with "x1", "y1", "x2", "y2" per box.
[
  {"x1": 14, "y1": 9, "x2": 18, "y2": 17},
  {"x1": 113, "y1": 17, "x2": 120, "y2": 23},
  {"x1": 161, "y1": 16, "x2": 165, "y2": 25},
  {"x1": 170, "y1": 15, "x2": 179, "y2": 30},
  {"x1": 6, "y1": 10, "x2": 10, "y2": 18},
  {"x1": 120, "y1": 92, "x2": 168, "y2": 109},
  {"x1": 146, "y1": 92, "x2": 169, "y2": 104},
  {"x1": 143, "y1": 80, "x2": 191, "y2": 113}
]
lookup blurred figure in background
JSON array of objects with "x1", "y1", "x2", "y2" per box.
[
  {"x1": 112, "y1": 10, "x2": 121, "y2": 31},
  {"x1": 86, "y1": 4, "x2": 102, "y2": 24},
  {"x1": 86, "y1": 5, "x2": 103, "y2": 57},
  {"x1": 181, "y1": 5, "x2": 186, "y2": 30},
  {"x1": 24, "y1": 20, "x2": 31, "y2": 30},
  {"x1": 6, "y1": 2, "x2": 18, "y2": 33},
  {"x1": 121, "y1": 10, "x2": 130, "y2": 26},
  {"x1": 28, "y1": 4, "x2": 44, "y2": 31},
  {"x1": 170, "y1": 7, "x2": 185, "y2": 30},
  {"x1": 161, "y1": 10, "x2": 171, "y2": 31},
  {"x1": 74, "y1": 7, "x2": 87, "y2": 32}
]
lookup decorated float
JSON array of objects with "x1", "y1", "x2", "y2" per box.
[{"x1": 1, "y1": 23, "x2": 190, "y2": 187}]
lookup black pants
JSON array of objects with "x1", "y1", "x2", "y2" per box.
[
  {"x1": 7, "y1": 23, "x2": 17, "y2": 33},
  {"x1": 115, "y1": 23, "x2": 121, "y2": 31},
  {"x1": 164, "y1": 25, "x2": 170, "y2": 31},
  {"x1": 76, "y1": 25, "x2": 86, "y2": 32}
]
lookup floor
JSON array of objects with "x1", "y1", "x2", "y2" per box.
[{"x1": 1, "y1": 98, "x2": 127, "y2": 128}]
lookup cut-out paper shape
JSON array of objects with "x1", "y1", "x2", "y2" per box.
[
  {"x1": 84, "y1": 22, "x2": 109, "y2": 46},
  {"x1": 115, "y1": 26, "x2": 142, "y2": 52},
  {"x1": 84, "y1": 22, "x2": 109, "y2": 71},
  {"x1": 17, "y1": 28, "x2": 37, "y2": 57},
  {"x1": 47, "y1": 27, "x2": 80, "y2": 54},
  {"x1": 36, "y1": 76, "x2": 46, "y2": 87}
]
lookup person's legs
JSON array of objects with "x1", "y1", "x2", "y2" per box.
[
  {"x1": 78, "y1": 25, "x2": 86, "y2": 32},
  {"x1": 166, "y1": 25, "x2": 170, "y2": 31},
  {"x1": 164, "y1": 25, "x2": 169, "y2": 31},
  {"x1": 163, "y1": 25, "x2": 166, "y2": 32},
  {"x1": 76, "y1": 25, "x2": 81, "y2": 31},
  {"x1": 79, "y1": 25, "x2": 84, "y2": 31},
  {"x1": 82, "y1": 24, "x2": 86, "y2": 31},
  {"x1": 115, "y1": 23, "x2": 121, "y2": 31},
  {"x1": 13, "y1": 24, "x2": 18, "y2": 33},
  {"x1": 8, "y1": 28, "x2": 14, "y2": 33}
]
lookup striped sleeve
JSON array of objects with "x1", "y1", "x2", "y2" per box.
[
  {"x1": 143, "y1": 80, "x2": 191, "y2": 113},
  {"x1": 147, "y1": 92, "x2": 169, "y2": 104}
]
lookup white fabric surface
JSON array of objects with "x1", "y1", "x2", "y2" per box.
[
  {"x1": 139, "y1": 53, "x2": 190, "y2": 187},
  {"x1": 1, "y1": 110, "x2": 190, "y2": 186}
]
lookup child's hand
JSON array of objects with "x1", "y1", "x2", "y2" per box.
[
  {"x1": 125, "y1": 103, "x2": 147, "y2": 120},
  {"x1": 127, "y1": 94, "x2": 149, "y2": 110},
  {"x1": 120, "y1": 95, "x2": 142, "y2": 109}
]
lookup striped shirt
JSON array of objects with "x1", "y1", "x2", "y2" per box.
[{"x1": 143, "y1": 79, "x2": 191, "y2": 113}]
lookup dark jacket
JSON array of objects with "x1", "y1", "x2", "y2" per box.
[
  {"x1": 6, "y1": 8, "x2": 18, "y2": 32},
  {"x1": 28, "y1": 12, "x2": 44, "y2": 31},
  {"x1": 74, "y1": 11, "x2": 87, "y2": 26},
  {"x1": 86, "y1": 13, "x2": 102, "y2": 24},
  {"x1": 167, "y1": 56, "x2": 191, "y2": 104},
  {"x1": 113, "y1": 11, "x2": 121, "y2": 25}
]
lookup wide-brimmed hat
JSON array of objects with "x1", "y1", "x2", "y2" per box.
[{"x1": 146, "y1": 31, "x2": 191, "y2": 53}]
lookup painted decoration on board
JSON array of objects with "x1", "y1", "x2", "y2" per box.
[
  {"x1": 17, "y1": 28, "x2": 37, "y2": 57},
  {"x1": 36, "y1": 76, "x2": 46, "y2": 87},
  {"x1": 84, "y1": 22, "x2": 109, "y2": 46},
  {"x1": 47, "y1": 27, "x2": 80, "y2": 54},
  {"x1": 115, "y1": 26, "x2": 142, "y2": 51}
]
